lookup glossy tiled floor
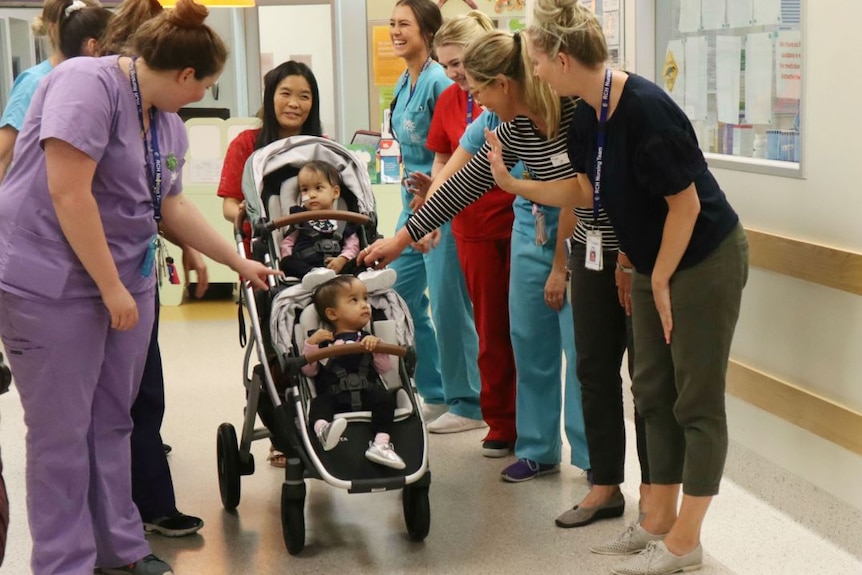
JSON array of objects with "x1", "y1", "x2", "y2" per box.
[{"x1": 1, "y1": 300, "x2": 861, "y2": 574}]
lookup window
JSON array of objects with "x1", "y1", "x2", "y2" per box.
[{"x1": 654, "y1": 0, "x2": 803, "y2": 176}]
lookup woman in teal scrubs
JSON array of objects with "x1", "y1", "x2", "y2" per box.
[{"x1": 386, "y1": 0, "x2": 483, "y2": 433}]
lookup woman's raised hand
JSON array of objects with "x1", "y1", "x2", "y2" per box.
[{"x1": 486, "y1": 128, "x2": 515, "y2": 193}]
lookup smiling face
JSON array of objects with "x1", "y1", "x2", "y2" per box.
[
  {"x1": 466, "y1": 72, "x2": 518, "y2": 122},
  {"x1": 526, "y1": 35, "x2": 570, "y2": 96},
  {"x1": 436, "y1": 43, "x2": 468, "y2": 90},
  {"x1": 389, "y1": 4, "x2": 428, "y2": 60},
  {"x1": 274, "y1": 74, "x2": 313, "y2": 138},
  {"x1": 298, "y1": 166, "x2": 340, "y2": 211}
]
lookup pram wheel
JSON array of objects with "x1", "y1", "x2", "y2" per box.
[
  {"x1": 216, "y1": 423, "x2": 242, "y2": 510},
  {"x1": 281, "y1": 481, "x2": 306, "y2": 555},
  {"x1": 402, "y1": 483, "x2": 430, "y2": 541}
]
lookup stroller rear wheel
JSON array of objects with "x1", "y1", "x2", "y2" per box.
[
  {"x1": 217, "y1": 423, "x2": 242, "y2": 510},
  {"x1": 402, "y1": 483, "x2": 430, "y2": 541},
  {"x1": 281, "y1": 481, "x2": 306, "y2": 555}
]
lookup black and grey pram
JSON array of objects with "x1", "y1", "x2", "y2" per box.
[{"x1": 214, "y1": 136, "x2": 431, "y2": 555}]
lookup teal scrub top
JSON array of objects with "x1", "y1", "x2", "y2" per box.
[
  {"x1": 460, "y1": 112, "x2": 559, "y2": 239},
  {"x1": 390, "y1": 61, "x2": 451, "y2": 214},
  {"x1": 0, "y1": 59, "x2": 54, "y2": 131}
]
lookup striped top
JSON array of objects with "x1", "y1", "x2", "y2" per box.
[{"x1": 405, "y1": 97, "x2": 618, "y2": 250}]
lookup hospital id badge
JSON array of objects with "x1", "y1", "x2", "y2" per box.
[
  {"x1": 585, "y1": 230, "x2": 603, "y2": 271},
  {"x1": 141, "y1": 234, "x2": 159, "y2": 277}
]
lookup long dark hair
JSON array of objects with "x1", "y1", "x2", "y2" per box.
[
  {"x1": 255, "y1": 60, "x2": 323, "y2": 150},
  {"x1": 395, "y1": 0, "x2": 443, "y2": 54},
  {"x1": 57, "y1": 2, "x2": 112, "y2": 58}
]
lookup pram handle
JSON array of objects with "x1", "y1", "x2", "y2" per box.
[
  {"x1": 268, "y1": 209, "x2": 371, "y2": 233},
  {"x1": 301, "y1": 342, "x2": 406, "y2": 366}
]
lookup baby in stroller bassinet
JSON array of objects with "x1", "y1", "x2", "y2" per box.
[
  {"x1": 303, "y1": 275, "x2": 406, "y2": 469},
  {"x1": 279, "y1": 160, "x2": 363, "y2": 290}
]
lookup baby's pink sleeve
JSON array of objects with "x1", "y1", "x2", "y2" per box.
[
  {"x1": 373, "y1": 352, "x2": 392, "y2": 375},
  {"x1": 280, "y1": 231, "x2": 299, "y2": 258},
  {"x1": 301, "y1": 340, "x2": 320, "y2": 376},
  {"x1": 340, "y1": 233, "x2": 360, "y2": 259}
]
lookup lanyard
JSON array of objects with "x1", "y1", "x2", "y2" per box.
[
  {"x1": 593, "y1": 67, "x2": 612, "y2": 225},
  {"x1": 466, "y1": 93, "x2": 474, "y2": 125},
  {"x1": 129, "y1": 57, "x2": 163, "y2": 223},
  {"x1": 405, "y1": 57, "x2": 432, "y2": 107}
]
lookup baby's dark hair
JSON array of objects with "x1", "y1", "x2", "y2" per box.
[
  {"x1": 299, "y1": 160, "x2": 341, "y2": 188},
  {"x1": 312, "y1": 275, "x2": 357, "y2": 324}
]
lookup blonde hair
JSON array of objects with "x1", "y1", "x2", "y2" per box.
[
  {"x1": 527, "y1": 0, "x2": 607, "y2": 68},
  {"x1": 99, "y1": 0, "x2": 163, "y2": 56},
  {"x1": 433, "y1": 10, "x2": 494, "y2": 50},
  {"x1": 463, "y1": 30, "x2": 562, "y2": 139}
]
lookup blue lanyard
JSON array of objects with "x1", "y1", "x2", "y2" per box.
[
  {"x1": 466, "y1": 93, "x2": 474, "y2": 125},
  {"x1": 129, "y1": 57, "x2": 163, "y2": 223},
  {"x1": 404, "y1": 57, "x2": 432, "y2": 107},
  {"x1": 593, "y1": 67, "x2": 612, "y2": 225}
]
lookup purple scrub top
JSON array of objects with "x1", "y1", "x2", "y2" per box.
[{"x1": 0, "y1": 55, "x2": 187, "y2": 301}]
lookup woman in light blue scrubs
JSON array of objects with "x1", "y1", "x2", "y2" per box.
[{"x1": 386, "y1": 0, "x2": 483, "y2": 433}]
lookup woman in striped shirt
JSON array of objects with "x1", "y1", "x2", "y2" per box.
[{"x1": 362, "y1": 30, "x2": 595, "y2": 486}]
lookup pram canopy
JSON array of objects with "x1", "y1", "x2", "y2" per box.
[{"x1": 241, "y1": 135, "x2": 376, "y2": 226}]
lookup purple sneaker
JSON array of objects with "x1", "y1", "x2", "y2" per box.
[{"x1": 501, "y1": 458, "x2": 560, "y2": 483}]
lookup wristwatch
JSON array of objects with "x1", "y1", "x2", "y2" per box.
[{"x1": 616, "y1": 261, "x2": 633, "y2": 274}]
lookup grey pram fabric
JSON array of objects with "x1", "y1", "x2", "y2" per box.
[
  {"x1": 269, "y1": 282, "x2": 415, "y2": 360},
  {"x1": 241, "y1": 135, "x2": 376, "y2": 225}
]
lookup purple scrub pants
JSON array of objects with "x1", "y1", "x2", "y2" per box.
[{"x1": 0, "y1": 289, "x2": 154, "y2": 575}]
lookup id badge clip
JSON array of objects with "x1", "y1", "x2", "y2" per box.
[
  {"x1": 533, "y1": 203, "x2": 548, "y2": 246},
  {"x1": 585, "y1": 230, "x2": 603, "y2": 271},
  {"x1": 141, "y1": 234, "x2": 159, "y2": 278}
]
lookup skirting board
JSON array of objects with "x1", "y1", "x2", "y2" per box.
[{"x1": 727, "y1": 360, "x2": 862, "y2": 457}]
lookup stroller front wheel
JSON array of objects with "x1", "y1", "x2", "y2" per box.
[
  {"x1": 216, "y1": 423, "x2": 242, "y2": 510},
  {"x1": 281, "y1": 482, "x2": 306, "y2": 555},
  {"x1": 402, "y1": 483, "x2": 430, "y2": 541}
]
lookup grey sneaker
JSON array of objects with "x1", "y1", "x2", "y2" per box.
[
  {"x1": 590, "y1": 522, "x2": 665, "y2": 555},
  {"x1": 100, "y1": 554, "x2": 173, "y2": 575},
  {"x1": 316, "y1": 418, "x2": 347, "y2": 451},
  {"x1": 365, "y1": 441, "x2": 406, "y2": 469},
  {"x1": 611, "y1": 540, "x2": 703, "y2": 575}
]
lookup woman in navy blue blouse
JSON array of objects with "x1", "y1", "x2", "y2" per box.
[{"x1": 487, "y1": 1, "x2": 750, "y2": 574}]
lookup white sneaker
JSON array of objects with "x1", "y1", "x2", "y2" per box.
[
  {"x1": 365, "y1": 441, "x2": 406, "y2": 469},
  {"x1": 301, "y1": 267, "x2": 336, "y2": 292},
  {"x1": 426, "y1": 412, "x2": 487, "y2": 434},
  {"x1": 357, "y1": 268, "x2": 397, "y2": 293},
  {"x1": 421, "y1": 401, "x2": 448, "y2": 423},
  {"x1": 316, "y1": 418, "x2": 347, "y2": 451},
  {"x1": 591, "y1": 522, "x2": 665, "y2": 555}
]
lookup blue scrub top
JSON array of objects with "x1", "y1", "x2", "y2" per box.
[
  {"x1": 460, "y1": 112, "x2": 559, "y2": 239},
  {"x1": 0, "y1": 59, "x2": 53, "y2": 131},
  {"x1": 390, "y1": 61, "x2": 451, "y2": 214}
]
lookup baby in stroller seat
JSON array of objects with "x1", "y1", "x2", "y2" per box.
[
  {"x1": 303, "y1": 275, "x2": 406, "y2": 470},
  {"x1": 279, "y1": 160, "x2": 361, "y2": 290}
]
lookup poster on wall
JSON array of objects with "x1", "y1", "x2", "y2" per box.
[
  {"x1": 775, "y1": 30, "x2": 801, "y2": 100},
  {"x1": 372, "y1": 25, "x2": 403, "y2": 87}
]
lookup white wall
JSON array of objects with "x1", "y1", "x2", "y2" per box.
[
  {"x1": 257, "y1": 4, "x2": 336, "y2": 138},
  {"x1": 629, "y1": 0, "x2": 862, "y2": 509}
]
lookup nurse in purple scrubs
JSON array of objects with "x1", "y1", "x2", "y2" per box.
[{"x1": 0, "y1": 2, "x2": 276, "y2": 574}]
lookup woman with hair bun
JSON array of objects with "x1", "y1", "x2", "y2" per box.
[
  {"x1": 0, "y1": 1, "x2": 278, "y2": 573},
  {"x1": 0, "y1": 0, "x2": 105, "y2": 180},
  {"x1": 495, "y1": 1, "x2": 748, "y2": 573}
]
